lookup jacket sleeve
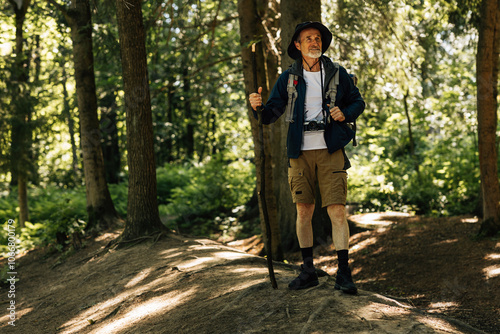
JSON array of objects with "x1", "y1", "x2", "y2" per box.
[
  {"x1": 338, "y1": 67, "x2": 365, "y2": 123},
  {"x1": 252, "y1": 71, "x2": 289, "y2": 124}
]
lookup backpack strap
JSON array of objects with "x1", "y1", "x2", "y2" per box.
[
  {"x1": 327, "y1": 62, "x2": 358, "y2": 147},
  {"x1": 326, "y1": 62, "x2": 340, "y2": 110},
  {"x1": 285, "y1": 73, "x2": 298, "y2": 123}
]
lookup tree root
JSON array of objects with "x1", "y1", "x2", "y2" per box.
[
  {"x1": 299, "y1": 297, "x2": 334, "y2": 334},
  {"x1": 109, "y1": 231, "x2": 166, "y2": 250}
]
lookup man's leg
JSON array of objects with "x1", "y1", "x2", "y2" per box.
[
  {"x1": 327, "y1": 204, "x2": 350, "y2": 250},
  {"x1": 328, "y1": 204, "x2": 357, "y2": 294},
  {"x1": 296, "y1": 203, "x2": 315, "y2": 248},
  {"x1": 289, "y1": 202, "x2": 319, "y2": 290}
]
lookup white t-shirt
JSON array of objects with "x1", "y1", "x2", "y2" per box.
[{"x1": 302, "y1": 68, "x2": 327, "y2": 151}]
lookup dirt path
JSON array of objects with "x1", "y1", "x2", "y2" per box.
[{"x1": 1, "y1": 214, "x2": 495, "y2": 333}]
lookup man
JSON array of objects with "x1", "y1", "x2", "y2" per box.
[{"x1": 249, "y1": 22, "x2": 365, "y2": 294}]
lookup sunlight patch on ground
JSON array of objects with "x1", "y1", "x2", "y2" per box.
[
  {"x1": 161, "y1": 251, "x2": 184, "y2": 259},
  {"x1": 91, "y1": 288, "x2": 196, "y2": 334},
  {"x1": 0, "y1": 307, "x2": 33, "y2": 325},
  {"x1": 60, "y1": 285, "x2": 196, "y2": 334},
  {"x1": 215, "y1": 278, "x2": 270, "y2": 297},
  {"x1": 95, "y1": 232, "x2": 120, "y2": 242},
  {"x1": 228, "y1": 267, "x2": 267, "y2": 274},
  {"x1": 350, "y1": 237, "x2": 378, "y2": 254},
  {"x1": 431, "y1": 238, "x2": 458, "y2": 246},
  {"x1": 178, "y1": 256, "x2": 214, "y2": 269},
  {"x1": 416, "y1": 314, "x2": 461, "y2": 333},
  {"x1": 174, "y1": 251, "x2": 253, "y2": 271},
  {"x1": 483, "y1": 265, "x2": 500, "y2": 279},
  {"x1": 356, "y1": 274, "x2": 387, "y2": 284},
  {"x1": 428, "y1": 301, "x2": 459, "y2": 311},
  {"x1": 356, "y1": 302, "x2": 411, "y2": 321},
  {"x1": 349, "y1": 212, "x2": 412, "y2": 229},
  {"x1": 59, "y1": 276, "x2": 173, "y2": 333},
  {"x1": 124, "y1": 268, "x2": 153, "y2": 288},
  {"x1": 485, "y1": 253, "x2": 500, "y2": 260},
  {"x1": 213, "y1": 251, "x2": 254, "y2": 260},
  {"x1": 460, "y1": 217, "x2": 478, "y2": 224}
]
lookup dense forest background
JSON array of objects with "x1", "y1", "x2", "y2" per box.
[{"x1": 0, "y1": 0, "x2": 498, "y2": 256}]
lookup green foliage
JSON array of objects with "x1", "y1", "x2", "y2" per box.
[
  {"x1": 161, "y1": 158, "x2": 255, "y2": 237},
  {"x1": 325, "y1": 0, "x2": 486, "y2": 216},
  {"x1": 0, "y1": 186, "x2": 87, "y2": 255},
  {"x1": 108, "y1": 183, "x2": 129, "y2": 218},
  {"x1": 156, "y1": 163, "x2": 192, "y2": 205}
]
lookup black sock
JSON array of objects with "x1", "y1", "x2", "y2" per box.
[
  {"x1": 301, "y1": 247, "x2": 314, "y2": 271},
  {"x1": 337, "y1": 249, "x2": 349, "y2": 272}
]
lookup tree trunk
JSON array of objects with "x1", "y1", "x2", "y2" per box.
[
  {"x1": 238, "y1": 0, "x2": 283, "y2": 260},
  {"x1": 116, "y1": 0, "x2": 166, "y2": 240},
  {"x1": 477, "y1": 0, "x2": 500, "y2": 236},
  {"x1": 8, "y1": 0, "x2": 32, "y2": 228},
  {"x1": 100, "y1": 94, "x2": 121, "y2": 184},
  {"x1": 403, "y1": 90, "x2": 420, "y2": 175},
  {"x1": 66, "y1": 0, "x2": 121, "y2": 232},
  {"x1": 279, "y1": 0, "x2": 322, "y2": 251},
  {"x1": 183, "y1": 68, "x2": 195, "y2": 159},
  {"x1": 61, "y1": 65, "x2": 79, "y2": 178}
]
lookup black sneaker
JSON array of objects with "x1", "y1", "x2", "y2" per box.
[
  {"x1": 288, "y1": 264, "x2": 319, "y2": 290},
  {"x1": 335, "y1": 267, "x2": 357, "y2": 294}
]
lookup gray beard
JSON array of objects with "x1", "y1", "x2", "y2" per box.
[{"x1": 304, "y1": 49, "x2": 322, "y2": 58}]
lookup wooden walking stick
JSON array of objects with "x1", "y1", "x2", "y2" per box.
[{"x1": 251, "y1": 42, "x2": 278, "y2": 289}]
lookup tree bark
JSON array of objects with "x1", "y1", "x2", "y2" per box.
[
  {"x1": 49, "y1": 0, "x2": 122, "y2": 231},
  {"x1": 61, "y1": 65, "x2": 79, "y2": 178},
  {"x1": 116, "y1": 0, "x2": 166, "y2": 240},
  {"x1": 100, "y1": 93, "x2": 121, "y2": 184},
  {"x1": 403, "y1": 90, "x2": 420, "y2": 175},
  {"x1": 8, "y1": 0, "x2": 32, "y2": 228},
  {"x1": 183, "y1": 68, "x2": 195, "y2": 159},
  {"x1": 477, "y1": 0, "x2": 500, "y2": 236},
  {"x1": 279, "y1": 0, "x2": 322, "y2": 251},
  {"x1": 238, "y1": 0, "x2": 283, "y2": 260}
]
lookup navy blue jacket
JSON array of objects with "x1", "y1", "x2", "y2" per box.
[{"x1": 255, "y1": 56, "x2": 365, "y2": 159}]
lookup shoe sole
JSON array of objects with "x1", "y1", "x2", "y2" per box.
[
  {"x1": 288, "y1": 280, "x2": 319, "y2": 290},
  {"x1": 334, "y1": 283, "x2": 357, "y2": 295}
]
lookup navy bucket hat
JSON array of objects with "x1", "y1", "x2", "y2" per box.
[{"x1": 287, "y1": 21, "x2": 333, "y2": 60}]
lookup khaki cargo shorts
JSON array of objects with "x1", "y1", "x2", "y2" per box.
[{"x1": 288, "y1": 149, "x2": 347, "y2": 207}]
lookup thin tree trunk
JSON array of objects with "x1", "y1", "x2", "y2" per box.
[
  {"x1": 477, "y1": 0, "x2": 500, "y2": 236},
  {"x1": 48, "y1": 0, "x2": 122, "y2": 231},
  {"x1": 183, "y1": 68, "x2": 195, "y2": 159},
  {"x1": 8, "y1": 0, "x2": 32, "y2": 228},
  {"x1": 61, "y1": 66, "x2": 79, "y2": 177},
  {"x1": 403, "y1": 90, "x2": 420, "y2": 175},
  {"x1": 116, "y1": 0, "x2": 166, "y2": 240},
  {"x1": 100, "y1": 95, "x2": 121, "y2": 184}
]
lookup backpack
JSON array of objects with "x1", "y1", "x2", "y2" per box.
[{"x1": 284, "y1": 62, "x2": 358, "y2": 147}]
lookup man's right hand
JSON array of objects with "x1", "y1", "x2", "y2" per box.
[{"x1": 249, "y1": 87, "x2": 263, "y2": 111}]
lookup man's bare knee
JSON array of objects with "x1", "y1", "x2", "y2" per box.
[
  {"x1": 328, "y1": 204, "x2": 346, "y2": 224},
  {"x1": 297, "y1": 202, "x2": 314, "y2": 212},
  {"x1": 297, "y1": 203, "x2": 315, "y2": 221}
]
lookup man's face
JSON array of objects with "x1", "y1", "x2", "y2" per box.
[{"x1": 294, "y1": 28, "x2": 322, "y2": 59}]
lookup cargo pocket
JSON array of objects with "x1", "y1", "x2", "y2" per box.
[
  {"x1": 332, "y1": 170, "x2": 347, "y2": 197},
  {"x1": 288, "y1": 167, "x2": 304, "y2": 193}
]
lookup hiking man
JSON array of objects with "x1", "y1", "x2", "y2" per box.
[{"x1": 248, "y1": 21, "x2": 365, "y2": 294}]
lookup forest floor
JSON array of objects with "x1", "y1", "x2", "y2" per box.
[{"x1": 0, "y1": 213, "x2": 498, "y2": 334}]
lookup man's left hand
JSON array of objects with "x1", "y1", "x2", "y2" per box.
[{"x1": 329, "y1": 106, "x2": 345, "y2": 122}]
